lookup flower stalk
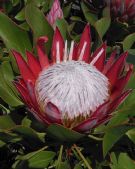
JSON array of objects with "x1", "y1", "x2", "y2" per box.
[
  {"x1": 73, "y1": 144, "x2": 93, "y2": 169},
  {"x1": 56, "y1": 145, "x2": 63, "y2": 169}
]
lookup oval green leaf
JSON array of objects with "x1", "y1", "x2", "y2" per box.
[
  {"x1": 123, "y1": 33, "x2": 135, "y2": 55},
  {"x1": 103, "y1": 125, "x2": 133, "y2": 157},
  {"x1": 17, "y1": 150, "x2": 55, "y2": 169},
  {"x1": 95, "y1": 17, "x2": 111, "y2": 38},
  {"x1": 0, "y1": 12, "x2": 32, "y2": 57},
  {"x1": 0, "y1": 62, "x2": 22, "y2": 106},
  {"x1": 0, "y1": 115, "x2": 16, "y2": 130},
  {"x1": 25, "y1": 3, "x2": 54, "y2": 54},
  {"x1": 47, "y1": 124, "x2": 85, "y2": 142},
  {"x1": 81, "y1": 2, "x2": 98, "y2": 26},
  {"x1": 56, "y1": 19, "x2": 68, "y2": 40}
]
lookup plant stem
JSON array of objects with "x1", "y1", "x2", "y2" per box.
[
  {"x1": 56, "y1": 145, "x2": 63, "y2": 169},
  {"x1": 17, "y1": 145, "x2": 48, "y2": 161},
  {"x1": 88, "y1": 134, "x2": 103, "y2": 141},
  {"x1": 72, "y1": 147, "x2": 80, "y2": 160},
  {"x1": 73, "y1": 144, "x2": 93, "y2": 169},
  {"x1": 0, "y1": 104, "x2": 10, "y2": 114}
]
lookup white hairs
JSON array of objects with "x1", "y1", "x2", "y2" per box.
[{"x1": 35, "y1": 61, "x2": 109, "y2": 120}]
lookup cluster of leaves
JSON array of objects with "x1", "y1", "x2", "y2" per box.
[{"x1": 0, "y1": 0, "x2": 135, "y2": 169}]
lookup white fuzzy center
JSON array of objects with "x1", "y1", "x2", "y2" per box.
[{"x1": 35, "y1": 61, "x2": 109, "y2": 119}]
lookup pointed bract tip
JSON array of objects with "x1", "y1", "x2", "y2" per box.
[
  {"x1": 11, "y1": 50, "x2": 22, "y2": 59},
  {"x1": 130, "y1": 64, "x2": 134, "y2": 71},
  {"x1": 123, "y1": 51, "x2": 129, "y2": 57},
  {"x1": 84, "y1": 23, "x2": 91, "y2": 35},
  {"x1": 11, "y1": 49, "x2": 18, "y2": 55},
  {"x1": 25, "y1": 50, "x2": 31, "y2": 55},
  {"x1": 101, "y1": 41, "x2": 107, "y2": 50},
  {"x1": 55, "y1": 26, "x2": 61, "y2": 35},
  {"x1": 53, "y1": 27, "x2": 63, "y2": 41},
  {"x1": 119, "y1": 51, "x2": 129, "y2": 61}
]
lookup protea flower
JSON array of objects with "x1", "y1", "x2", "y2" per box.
[
  {"x1": 106, "y1": 0, "x2": 135, "y2": 23},
  {"x1": 12, "y1": 24, "x2": 132, "y2": 133},
  {"x1": 46, "y1": 0, "x2": 63, "y2": 28}
]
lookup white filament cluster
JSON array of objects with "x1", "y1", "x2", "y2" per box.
[{"x1": 35, "y1": 61, "x2": 109, "y2": 119}]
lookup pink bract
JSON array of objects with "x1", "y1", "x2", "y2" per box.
[{"x1": 46, "y1": 0, "x2": 63, "y2": 28}]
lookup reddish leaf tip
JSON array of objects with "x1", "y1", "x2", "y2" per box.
[{"x1": 37, "y1": 36, "x2": 48, "y2": 44}]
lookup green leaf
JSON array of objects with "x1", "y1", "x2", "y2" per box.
[
  {"x1": 74, "y1": 162, "x2": 83, "y2": 169},
  {"x1": 106, "y1": 103, "x2": 135, "y2": 129},
  {"x1": 103, "y1": 125, "x2": 133, "y2": 157},
  {"x1": 26, "y1": 0, "x2": 49, "y2": 7},
  {"x1": 0, "y1": 115, "x2": 16, "y2": 130},
  {"x1": 70, "y1": 16, "x2": 82, "y2": 22},
  {"x1": 102, "y1": 7, "x2": 110, "y2": 18},
  {"x1": 1, "y1": 61, "x2": 14, "y2": 81},
  {"x1": 0, "y1": 85, "x2": 22, "y2": 106},
  {"x1": 47, "y1": 124, "x2": 85, "y2": 142},
  {"x1": 15, "y1": 8, "x2": 25, "y2": 21},
  {"x1": 126, "y1": 73, "x2": 135, "y2": 89},
  {"x1": 25, "y1": 3, "x2": 54, "y2": 54},
  {"x1": 0, "y1": 132, "x2": 20, "y2": 143},
  {"x1": 94, "y1": 17, "x2": 111, "y2": 38},
  {"x1": 110, "y1": 152, "x2": 117, "y2": 167},
  {"x1": 12, "y1": 0, "x2": 20, "y2": 6},
  {"x1": 120, "y1": 92, "x2": 135, "y2": 110},
  {"x1": 67, "y1": 23, "x2": 81, "y2": 42},
  {"x1": 28, "y1": 151, "x2": 55, "y2": 168},
  {"x1": 56, "y1": 19, "x2": 68, "y2": 40},
  {"x1": 0, "y1": 140, "x2": 6, "y2": 147},
  {"x1": 0, "y1": 12, "x2": 32, "y2": 57},
  {"x1": 42, "y1": 0, "x2": 50, "y2": 13},
  {"x1": 118, "y1": 153, "x2": 135, "y2": 169},
  {"x1": 126, "y1": 53, "x2": 135, "y2": 64},
  {"x1": 57, "y1": 161, "x2": 70, "y2": 169},
  {"x1": 126, "y1": 129, "x2": 135, "y2": 144},
  {"x1": 12, "y1": 126, "x2": 45, "y2": 145},
  {"x1": 63, "y1": 3, "x2": 72, "y2": 18},
  {"x1": 123, "y1": 33, "x2": 135, "y2": 55},
  {"x1": 129, "y1": 49, "x2": 135, "y2": 55},
  {"x1": 81, "y1": 2, "x2": 98, "y2": 26},
  {"x1": 17, "y1": 150, "x2": 55, "y2": 169},
  {"x1": 21, "y1": 116, "x2": 32, "y2": 127},
  {"x1": 0, "y1": 62, "x2": 22, "y2": 107},
  {"x1": 0, "y1": 104, "x2": 10, "y2": 114},
  {"x1": 1, "y1": 61, "x2": 18, "y2": 95},
  {"x1": 110, "y1": 153, "x2": 135, "y2": 169},
  {"x1": 4, "y1": 1, "x2": 13, "y2": 14}
]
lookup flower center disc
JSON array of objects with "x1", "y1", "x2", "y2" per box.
[{"x1": 35, "y1": 61, "x2": 109, "y2": 119}]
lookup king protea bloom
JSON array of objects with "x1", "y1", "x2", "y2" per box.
[
  {"x1": 106, "y1": 0, "x2": 135, "y2": 22},
  {"x1": 46, "y1": 0, "x2": 63, "y2": 28},
  {"x1": 12, "y1": 24, "x2": 133, "y2": 133}
]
